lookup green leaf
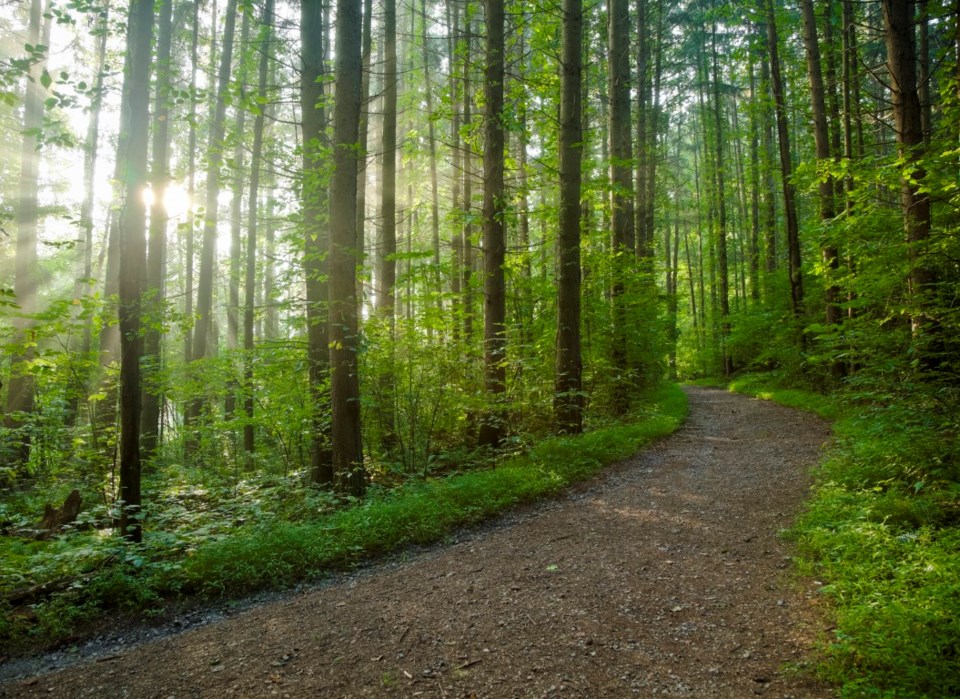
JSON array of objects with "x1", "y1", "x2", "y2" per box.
[{"x1": 40, "y1": 70, "x2": 52, "y2": 89}]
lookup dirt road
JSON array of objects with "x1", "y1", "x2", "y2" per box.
[{"x1": 2, "y1": 387, "x2": 834, "y2": 698}]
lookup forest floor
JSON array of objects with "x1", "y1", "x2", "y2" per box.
[{"x1": 0, "y1": 387, "x2": 836, "y2": 698}]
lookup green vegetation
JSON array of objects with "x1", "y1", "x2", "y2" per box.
[
  {"x1": 0, "y1": 384, "x2": 686, "y2": 651},
  {"x1": 723, "y1": 374, "x2": 960, "y2": 698}
]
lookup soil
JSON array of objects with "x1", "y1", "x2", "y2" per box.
[{"x1": 0, "y1": 386, "x2": 835, "y2": 698}]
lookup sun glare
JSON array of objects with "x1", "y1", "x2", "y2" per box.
[{"x1": 141, "y1": 183, "x2": 192, "y2": 219}]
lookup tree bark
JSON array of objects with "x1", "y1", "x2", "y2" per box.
[
  {"x1": 5, "y1": 0, "x2": 49, "y2": 466},
  {"x1": 554, "y1": 0, "x2": 583, "y2": 435},
  {"x1": 477, "y1": 0, "x2": 507, "y2": 448},
  {"x1": 140, "y1": 0, "x2": 173, "y2": 458},
  {"x1": 301, "y1": 0, "x2": 333, "y2": 484},
  {"x1": 244, "y1": 0, "x2": 274, "y2": 457},
  {"x1": 800, "y1": 0, "x2": 841, "y2": 331},
  {"x1": 608, "y1": 0, "x2": 634, "y2": 415},
  {"x1": 765, "y1": 0, "x2": 804, "y2": 319},
  {"x1": 882, "y1": 0, "x2": 936, "y2": 337},
  {"x1": 189, "y1": 0, "x2": 238, "y2": 424},
  {"x1": 329, "y1": 0, "x2": 365, "y2": 495},
  {"x1": 117, "y1": 0, "x2": 154, "y2": 543}
]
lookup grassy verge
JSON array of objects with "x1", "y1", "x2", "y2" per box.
[
  {"x1": 719, "y1": 373, "x2": 960, "y2": 698},
  {"x1": 1, "y1": 383, "x2": 687, "y2": 652}
]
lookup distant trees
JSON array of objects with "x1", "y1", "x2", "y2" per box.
[{"x1": 0, "y1": 0, "x2": 956, "y2": 540}]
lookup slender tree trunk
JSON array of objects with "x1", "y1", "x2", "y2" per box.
[
  {"x1": 378, "y1": 0, "x2": 398, "y2": 322},
  {"x1": 226, "y1": 11, "x2": 251, "y2": 420},
  {"x1": 447, "y1": 0, "x2": 462, "y2": 340},
  {"x1": 766, "y1": 0, "x2": 804, "y2": 319},
  {"x1": 477, "y1": 0, "x2": 507, "y2": 448},
  {"x1": 242, "y1": 0, "x2": 273, "y2": 457},
  {"x1": 5, "y1": 0, "x2": 49, "y2": 465},
  {"x1": 882, "y1": 0, "x2": 936, "y2": 337},
  {"x1": 141, "y1": 0, "x2": 173, "y2": 458},
  {"x1": 462, "y1": 23, "x2": 475, "y2": 343},
  {"x1": 354, "y1": 0, "x2": 373, "y2": 299},
  {"x1": 422, "y1": 0, "x2": 441, "y2": 326},
  {"x1": 329, "y1": 0, "x2": 365, "y2": 495},
  {"x1": 555, "y1": 0, "x2": 583, "y2": 435},
  {"x1": 183, "y1": 0, "x2": 201, "y2": 364},
  {"x1": 117, "y1": 0, "x2": 154, "y2": 543},
  {"x1": 189, "y1": 0, "x2": 239, "y2": 425},
  {"x1": 635, "y1": 0, "x2": 649, "y2": 259},
  {"x1": 800, "y1": 0, "x2": 841, "y2": 335},
  {"x1": 711, "y1": 17, "x2": 731, "y2": 375},
  {"x1": 69, "y1": 2, "x2": 110, "y2": 428},
  {"x1": 917, "y1": 0, "x2": 931, "y2": 145},
  {"x1": 747, "y1": 55, "x2": 761, "y2": 303},
  {"x1": 301, "y1": 0, "x2": 333, "y2": 484},
  {"x1": 608, "y1": 0, "x2": 634, "y2": 415}
]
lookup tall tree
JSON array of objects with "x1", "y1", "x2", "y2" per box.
[
  {"x1": 189, "y1": 0, "x2": 239, "y2": 419},
  {"x1": 477, "y1": 0, "x2": 507, "y2": 448},
  {"x1": 882, "y1": 0, "x2": 936, "y2": 338},
  {"x1": 244, "y1": 0, "x2": 274, "y2": 456},
  {"x1": 765, "y1": 0, "x2": 804, "y2": 318},
  {"x1": 140, "y1": 0, "x2": 174, "y2": 458},
  {"x1": 608, "y1": 0, "x2": 634, "y2": 414},
  {"x1": 800, "y1": 0, "x2": 841, "y2": 333},
  {"x1": 5, "y1": 0, "x2": 51, "y2": 465},
  {"x1": 116, "y1": 0, "x2": 155, "y2": 542},
  {"x1": 301, "y1": 0, "x2": 333, "y2": 484},
  {"x1": 378, "y1": 0, "x2": 398, "y2": 321},
  {"x1": 329, "y1": 0, "x2": 365, "y2": 495},
  {"x1": 710, "y1": 16, "x2": 731, "y2": 375},
  {"x1": 555, "y1": 0, "x2": 583, "y2": 434}
]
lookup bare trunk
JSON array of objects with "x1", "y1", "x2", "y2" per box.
[
  {"x1": 555, "y1": 0, "x2": 583, "y2": 434},
  {"x1": 141, "y1": 0, "x2": 173, "y2": 457},
  {"x1": 477, "y1": 0, "x2": 507, "y2": 448},
  {"x1": 117, "y1": 0, "x2": 154, "y2": 542},
  {"x1": 329, "y1": 0, "x2": 365, "y2": 495}
]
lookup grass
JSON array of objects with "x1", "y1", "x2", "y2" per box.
[
  {"x1": 713, "y1": 372, "x2": 960, "y2": 698},
  {"x1": 0, "y1": 383, "x2": 687, "y2": 652}
]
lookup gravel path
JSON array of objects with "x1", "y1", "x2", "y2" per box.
[{"x1": 2, "y1": 386, "x2": 835, "y2": 698}]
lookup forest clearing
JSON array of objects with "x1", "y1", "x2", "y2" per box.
[{"x1": 1, "y1": 0, "x2": 959, "y2": 695}]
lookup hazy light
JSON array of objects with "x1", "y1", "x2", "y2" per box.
[{"x1": 141, "y1": 183, "x2": 191, "y2": 218}]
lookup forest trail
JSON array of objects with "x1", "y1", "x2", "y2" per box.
[{"x1": 3, "y1": 387, "x2": 835, "y2": 698}]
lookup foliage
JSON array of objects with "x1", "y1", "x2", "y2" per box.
[{"x1": 723, "y1": 373, "x2": 960, "y2": 698}]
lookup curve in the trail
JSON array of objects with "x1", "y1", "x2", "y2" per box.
[{"x1": 4, "y1": 387, "x2": 834, "y2": 698}]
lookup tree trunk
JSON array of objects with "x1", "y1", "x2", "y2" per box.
[
  {"x1": 5, "y1": 0, "x2": 50, "y2": 466},
  {"x1": 117, "y1": 0, "x2": 154, "y2": 542},
  {"x1": 882, "y1": 0, "x2": 936, "y2": 337},
  {"x1": 422, "y1": 0, "x2": 442, "y2": 328},
  {"x1": 190, "y1": 0, "x2": 238, "y2": 392},
  {"x1": 447, "y1": 0, "x2": 463, "y2": 341},
  {"x1": 477, "y1": 0, "x2": 507, "y2": 448},
  {"x1": 301, "y1": 0, "x2": 334, "y2": 484},
  {"x1": 378, "y1": 0, "x2": 398, "y2": 322},
  {"x1": 183, "y1": 0, "x2": 202, "y2": 365},
  {"x1": 608, "y1": 0, "x2": 634, "y2": 415},
  {"x1": 140, "y1": 0, "x2": 173, "y2": 458},
  {"x1": 554, "y1": 0, "x2": 583, "y2": 435},
  {"x1": 329, "y1": 0, "x2": 365, "y2": 495},
  {"x1": 226, "y1": 11, "x2": 251, "y2": 421},
  {"x1": 244, "y1": 0, "x2": 274, "y2": 457},
  {"x1": 765, "y1": 0, "x2": 804, "y2": 319},
  {"x1": 800, "y1": 0, "x2": 841, "y2": 333},
  {"x1": 375, "y1": 0, "x2": 399, "y2": 451},
  {"x1": 69, "y1": 2, "x2": 110, "y2": 428},
  {"x1": 711, "y1": 17, "x2": 731, "y2": 375}
]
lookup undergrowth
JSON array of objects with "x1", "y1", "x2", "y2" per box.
[
  {"x1": 0, "y1": 383, "x2": 687, "y2": 653},
  {"x1": 725, "y1": 372, "x2": 960, "y2": 698}
]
